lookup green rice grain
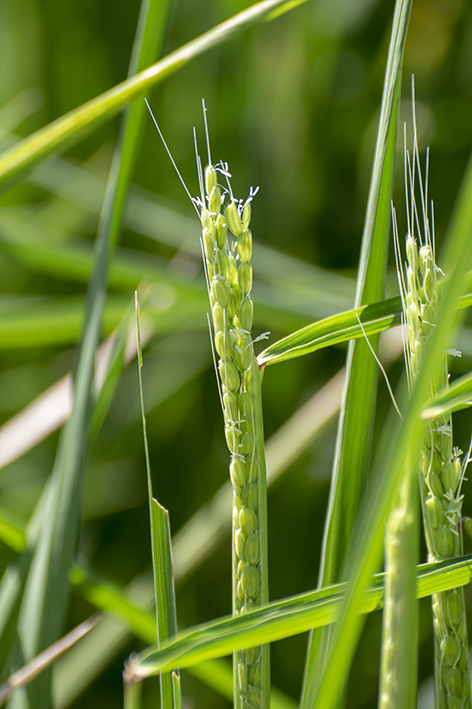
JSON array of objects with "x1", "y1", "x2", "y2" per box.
[
  {"x1": 394, "y1": 120, "x2": 471, "y2": 708},
  {"x1": 195, "y1": 121, "x2": 269, "y2": 708}
]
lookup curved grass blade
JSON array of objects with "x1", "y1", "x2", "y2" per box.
[
  {"x1": 258, "y1": 296, "x2": 402, "y2": 367},
  {"x1": 123, "y1": 553, "x2": 472, "y2": 681},
  {"x1": 0, "y1": 0, "x2": 309, "y2": 192},
  {"x1": 258, "y1": 279, "x2": 472, "y2": 368}
]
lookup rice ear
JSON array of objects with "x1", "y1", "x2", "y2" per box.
[
  {"x1": 197, "y1": 109, "x2": 269, "y2": 708},
  {"x1": 396, "y1": 108, "x2": 471, "y2": 707}
]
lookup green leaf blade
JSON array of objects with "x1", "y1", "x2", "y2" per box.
[
  {"x1": 0, "y1": 0, "x2": 309, "y2": 192},
  {"x1": 258, "y1": 296, "x2": 402, "y2": 367}
]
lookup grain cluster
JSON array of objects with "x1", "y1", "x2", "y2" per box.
[
  {"x1": 198, "y1": 160, "x2": 265, "y2": 708},
  {"x1": 399, "y1": 223, "x2": 471, "y2": 708}
]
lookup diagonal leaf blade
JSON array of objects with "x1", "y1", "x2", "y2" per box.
[
  {"x1": 258, "y1": 296, "x2": 402, "y2": 367},
  {"x1": 0, "y1": 0, "x2": 309, "y2": 192},
  {"x1": 421, "y1": 365, "x2": 472, "y2": 419},
  {"x1": 123, "y1": 554, "x2": 472, "y2": 680},
  {"x1": 258, "y1": 280, "x2": 472, "y2": 368}
]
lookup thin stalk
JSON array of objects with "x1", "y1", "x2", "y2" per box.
[
  {"x1": 245, "y1": 359, "x2": 270, "y2": 704},
  {"x1": 378, "y1": 454, "x2": 418, "y2": 708},
  {"x1": 123, "y1": 680, "x2": 143, "y2": 709}
]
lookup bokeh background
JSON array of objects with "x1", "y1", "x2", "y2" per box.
[{"x1": 1, "y1": 0, "x2": 472, "y2": 706}]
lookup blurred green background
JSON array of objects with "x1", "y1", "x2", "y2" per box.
[{"x1": 1, "y1": 0, "x2": 472, "y2": 706}]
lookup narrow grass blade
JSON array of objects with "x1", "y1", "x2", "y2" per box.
[
  {"x1": 90, "y1": 309, "x2": 134, "y2": 439},
  {"x1": 421, "y1": 369, "x2": 472, "y2": 419},
  {"x1": 4, "y1": 1, "x2": 173, "y2": 704},
  {"x1": 0, "y1": 550, "x2": 32, "y2": 673},
  {"x1": 172, "y1": 673, "x2": 182, "y2": 709},
  {"x1": 133, "y1": 293, "x2": 179, "y2": 707},
  {"x1": 122, "y1": 553, "x2": 472, "y2": 680},
  {"x1": 316, "y1": 10, "x2": 407, "y2": 588},
  {"x1": 0, "y1": 0, "x2": 309, "y2": 191},
  {"x1": 302, "y1": 0, "x2": 412, "y2": 700},
  {"x1": 0, "y1": 491, "x2": 49, "y2": 681},
  {"x1": 0, "y1": 510, "x2": 25, "y2": 553}
]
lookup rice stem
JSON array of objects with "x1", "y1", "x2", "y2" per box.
[{"x1": 378, "y1": 455, "x2": 418, "y2": 709}]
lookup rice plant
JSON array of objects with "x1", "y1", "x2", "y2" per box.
[
  {"x1": 1, "y1": 0, "x2": 472, "y2": 708},
  {"x1": 389, "y1": 93, "x2": 472, "y2": 708},
  {"x1": 192, "y1": 110, "x2": 270, "y2": 708}
]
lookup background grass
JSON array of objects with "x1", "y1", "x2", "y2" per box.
[{"x1": 1, "y1": 0, "x2": 472, "y2": 707}]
